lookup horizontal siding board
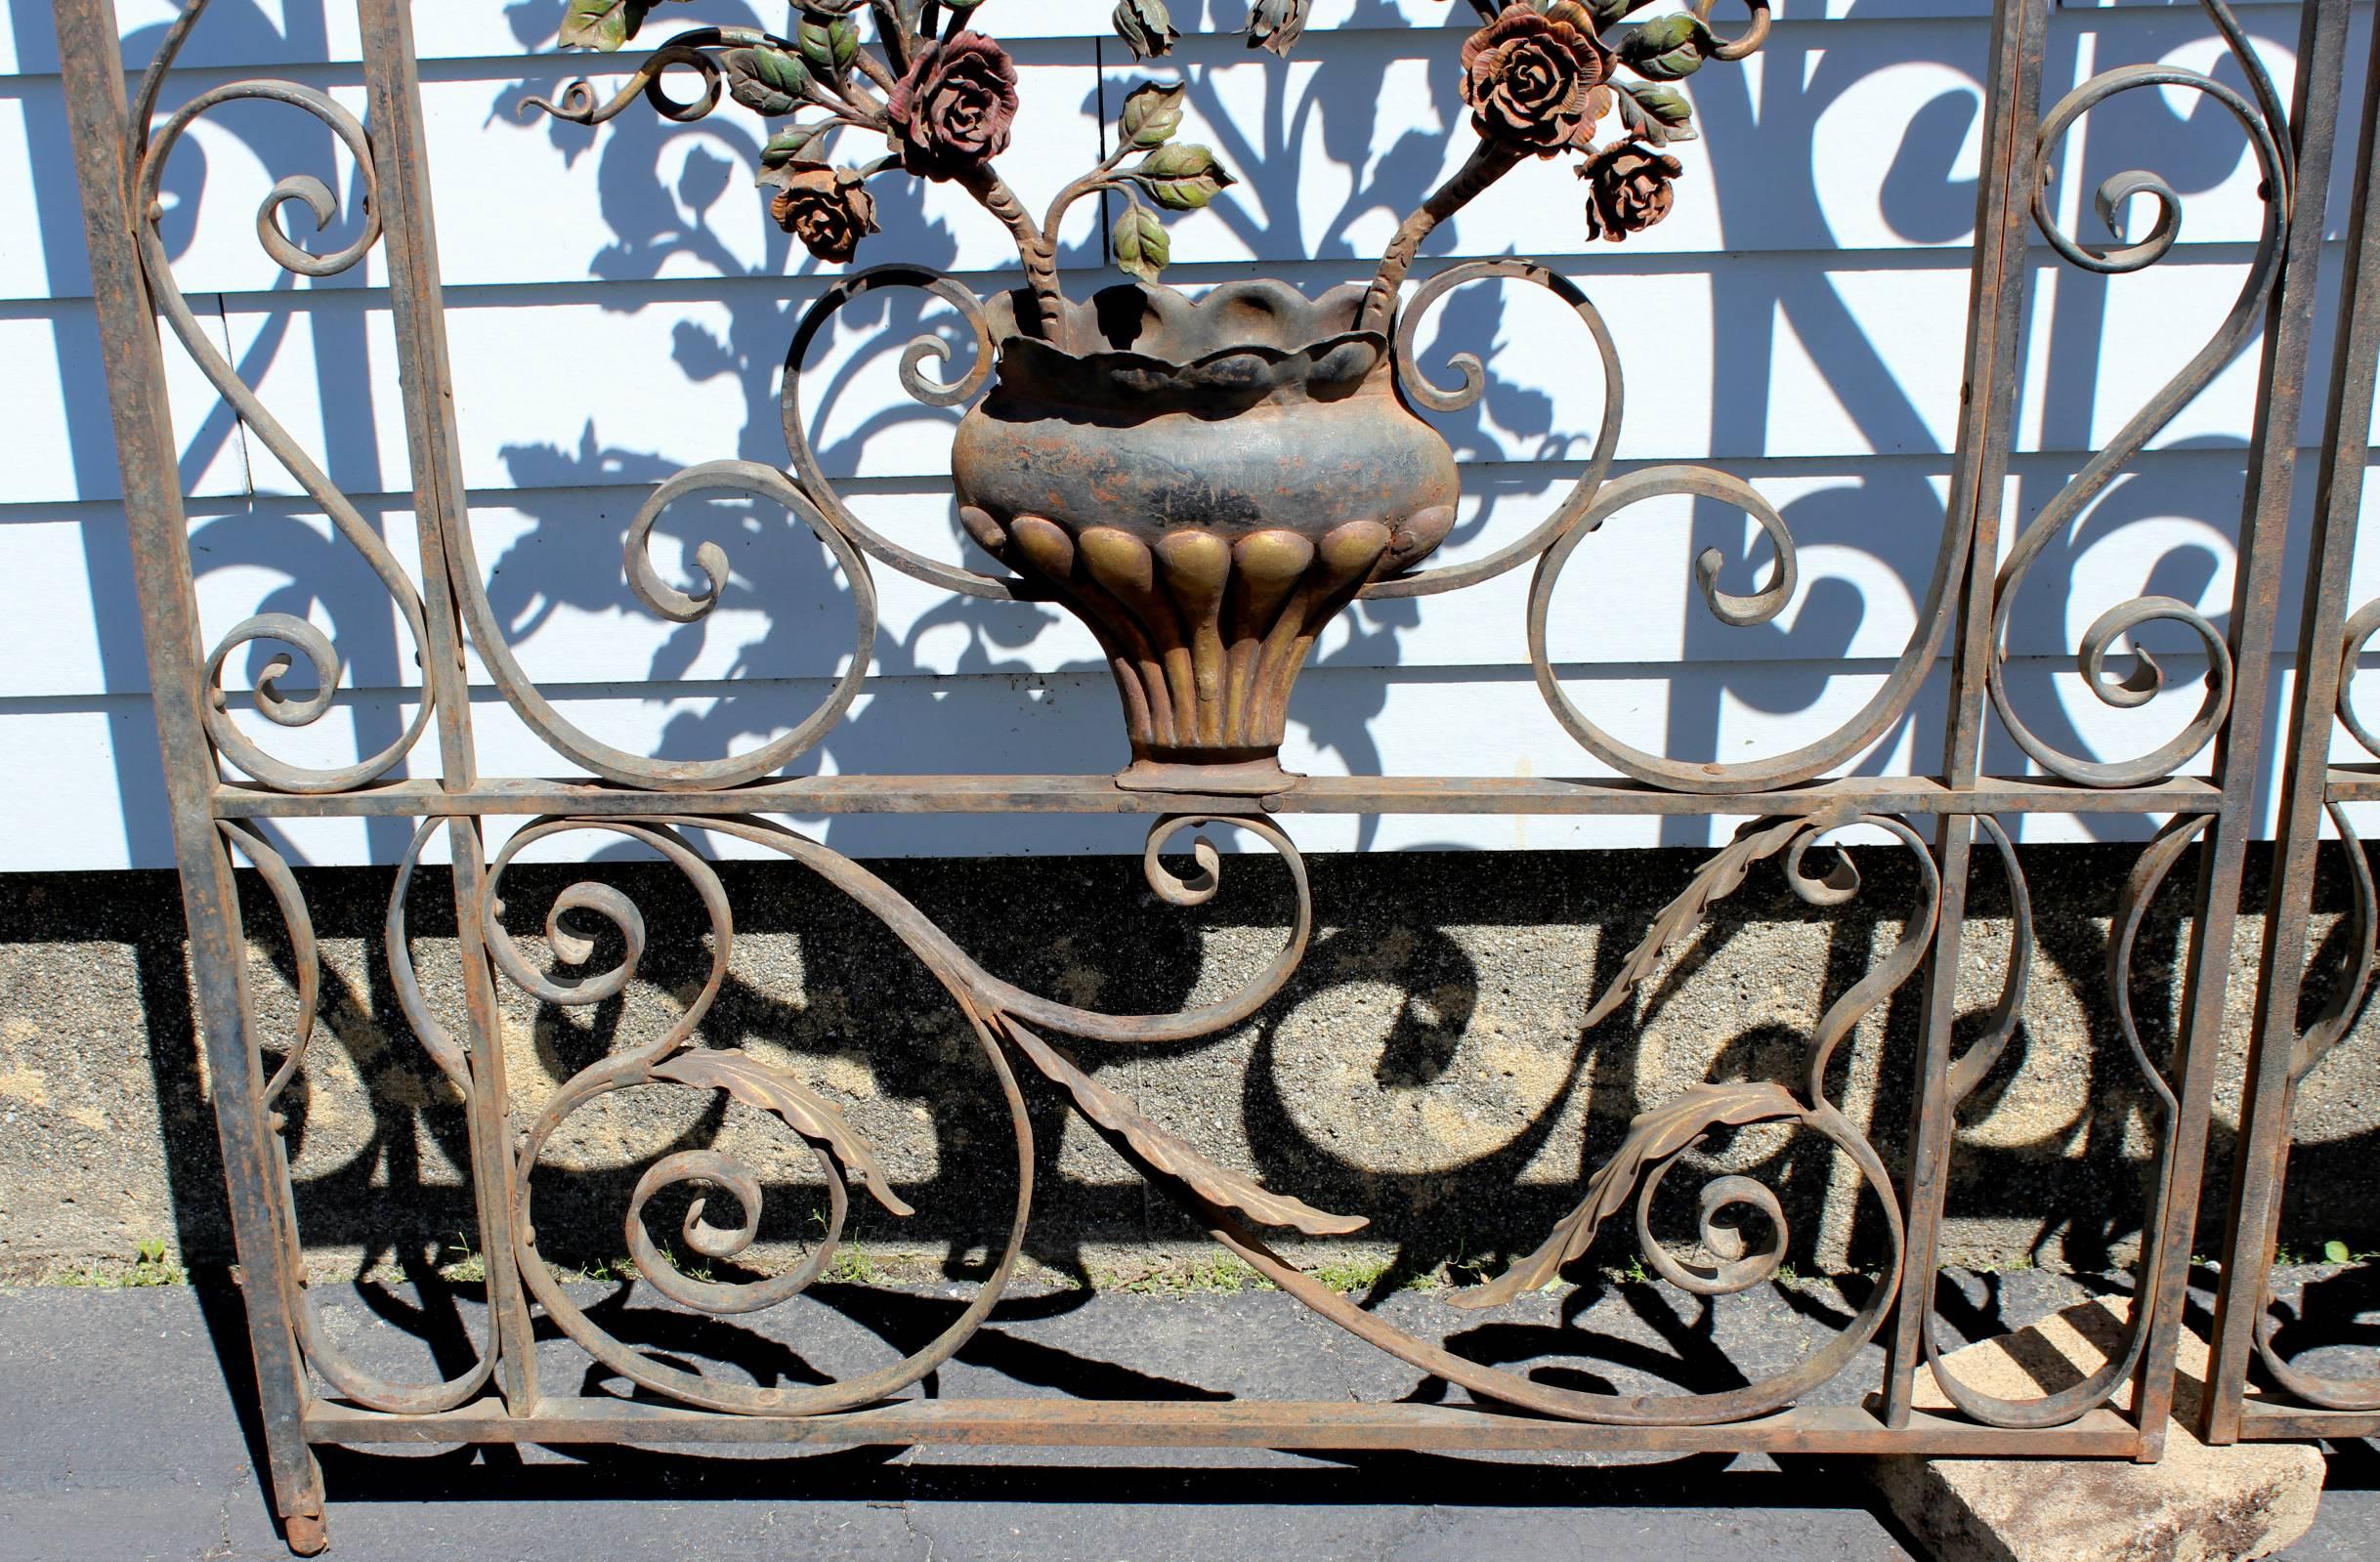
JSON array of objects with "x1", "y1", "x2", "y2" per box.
[
  {"x1": 6, "y1": 441, "x2": 2331, "y2": 700},
  {"x1": 0, "y1": 654, "x2": 2292, "y2": 868},
  {"x1": 4, "y1": 5, "x2": 2332, "y2": 303},
  {"x1": 0, "y1": 0, "x2": 2360, "y2": 865},
  {"x1": 0, "y1": 1, "x2": 2323, "y2": 75}
]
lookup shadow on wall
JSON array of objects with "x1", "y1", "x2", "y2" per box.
[
  {"x1": 16, "y1": 0, "x2": 2379, "y2": 1409},
  {"x1": 13, "y1": 1, "x2": 2330, "y2": 865}
]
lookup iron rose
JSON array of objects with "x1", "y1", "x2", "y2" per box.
[
  {"x1": 886, "y1": 30, "x2": 1020, "y2": 180},
  {"x1": 764, "y1": 163, "x2": 879, "y2": 263},
  {"x1": 1580, "y1": 140, "x2": 1681, "y2": 241},
  {"x1": 1459, "y1": 9, "x2": 1612, "y2": 154}
]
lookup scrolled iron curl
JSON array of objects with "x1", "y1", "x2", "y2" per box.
[
  {"x1": 2244, "y1": 804, "x2": 2380, "y2": 1413},
  {"x1": 482, "y1": 818, "x2": 1031, "y2": 1415},
  {"x1": 484, "y1": 820, "x2": 732, "y2": 1062},
  {"x1": 1633, "y1": 1166, "x2": 1789, "y2": 1297},
  {"x1": 1143, "y1": 819, "x2": 1224, "y2": 908},
  {"x1": 1529, "y1": 465, "x2": 1819, "y2": 792},
  {"x1": 678, "y1": 812, "x2": 1314, "y2": 1048},
  {"x1": 622, "y1": 1145, "x2": 851, "y2": 1316},
  {"x1": 1213, "y1": 1067, "x2": 1908, "y2": 1428},
  {"x1": 1783, "y1": 823, "x2": 1864, "y2": 907},
  {"x1": 1189, "y1": 810, "x2": 1926, "y2": 1425},
  {"x1": 520, "y1": 33, "x2": 729, "y2": 126},
  {"x1": 1369, "y1": 260, "x2": 1624, "y2": 599},
  {"x1": 1988, "y1": 2, "x2": 2290, "y2": 788},
  {"x1": 781, "y1": 266, "x2": 1014, "y2": 600},
  {"x1": 480, "y1": 811, "x2": 1325, "y2": 1413},
  {"x1": 207, "y1": 613, "x2": 340, "y2": 730},
  {"x1": 987, "y1": 814, "x2": 1312, "y2": 1044},
  {"x1": 1922, "y1": 815, "x2": 2203, "y2": 1428},
  {"x1": 224, "y1": 822, "x2": 496, "y2": 1414},
  {"x1": 134, "y1": 73, "x2": 437, "y2": 794},
  {"x1": 441, "y1": 459, "x2": 876, "y2": 788}
]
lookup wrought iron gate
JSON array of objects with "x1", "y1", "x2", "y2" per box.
[
  {"x1": 2204, "y1": 0, "x2": 2380, "y2": 1455},
  {"x1": 51, "y1": 0, "x2": 2365, "y2": 1553}
]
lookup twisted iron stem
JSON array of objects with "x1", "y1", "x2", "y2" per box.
[{"x1": 1359, "y1": 140, "x2": 1525, "y2": 335}]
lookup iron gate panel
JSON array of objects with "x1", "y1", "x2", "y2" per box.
[
  {"x1": 49, "y1": 0, "x2": 2357, "y2": 1552},
  {"x1": 2206, "y1": 0, "x2": 2380, "y2": 1452}
]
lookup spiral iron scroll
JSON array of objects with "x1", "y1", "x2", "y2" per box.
[
  {"x1": 1986, "y1": 0, "x2": 2291, "y2": 787},
  {"x1": 1263, "y1": 810, "x2": 1930, "y2": 1425},
  {"x1": 448, "y1": 807, "x2": 1953, "y2": 1426},
  {"x1": 780, "y1": 267, "x2": 1009, "y2": 601},
  {"x1": 2246, "y1": 803, "x2": 2380, "y2": 1411},
  {"x1": 1367, "y1": 259, "x2": 1623, "y2": 600},
  {"x1": 463, "y1": 813, "x2": 1352, "y2": 1414},
  {"x1": 1924, "y1": 813, "x2": 2203, "y2": 1425},
  {"x1": 1906, "y1": 816, "x2": 2212, "y2": 1428},
  {"x1": 446, "y1": 458, "x2": 879, "y2": 789},
  {"x1": 222, "y1": 822, "x2": 497, "y2": 1414},
  {"x1": 133, "y1": 9, "x2": 435, "y2": 794}
]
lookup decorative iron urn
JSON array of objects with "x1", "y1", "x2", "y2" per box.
[
  {"x1": 953, "y1": 280, "x2": 1459, "y2": 792},
  {"x1": 535, "y1": 0, "x2": 1744, "y2": 792}
]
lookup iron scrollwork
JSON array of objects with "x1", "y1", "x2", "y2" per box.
[
  {"x1": 1987, "y1": 0, "x2": 2293, "y2": 789},
  {"x1": 520, "y1": 0, "x2": 1771, "y2": 792},
  {"x1": 469, "y1": 811, "x2": 1347, "y2": 1413},
  {"x1": 63, "y1": 0, "x2": 2355, "y2": 1549},
  {"x1": 133, "y1": 15, "x2": 436, "y2": 795}
]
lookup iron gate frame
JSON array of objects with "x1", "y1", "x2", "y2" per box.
[
  {"x1": 2205, "y1": 0, "x2": 2380, "y2": 1453},
  {"x1": 48, "y1": 0, "x2": 2359, "y2": 1553}
]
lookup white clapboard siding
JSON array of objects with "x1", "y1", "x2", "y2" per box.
[
  {"x1": 0, "y1": 0, "x2": 2364, "y2": 867},
  {"x1": 0, "y1": 439, "x2": 2320, "y2": 697}
]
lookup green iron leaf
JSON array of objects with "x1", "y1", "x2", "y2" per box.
[
  {"x1": 1113, "y1": 205, "x2": 1170, "y2": 282},
  {"x1": 726, "y1": 46, "x2": 814, "y2": 117},
  {"x1": 1135, "y1": 143, "x2": 1236, "y2": 211},
  {"x1": 1119, "y1": 79, "x2": 1187, "y2": 150}
]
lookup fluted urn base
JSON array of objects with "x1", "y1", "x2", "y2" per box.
[{"x1": 952, "y1": 279, "x2": 1460, "y2": 788}]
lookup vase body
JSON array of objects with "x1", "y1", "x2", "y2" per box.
[{"x1": 953, "y1": 280, "x2": 1459, "y2": 791}]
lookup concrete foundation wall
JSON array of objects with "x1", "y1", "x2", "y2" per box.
[{"x1": 1, "y1": 843, "x2": 2375, "y2": 1286}]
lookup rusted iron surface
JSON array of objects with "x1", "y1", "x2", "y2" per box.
[
  {"x1": 543, "y1": 2, "x2": 1764, "y2": 787},
  {"x1": 2204, "y1": 0, "x2": 2380, "y2": 1447},
  {"x1": 303, "y1": 1398, "x2": 2143, "y2": 1457},
  {"x1": 952, "y1": 280, "x2": 1458, "y2": 781},
  {"x1": 208, "y1": 774, "x2": 2230, "y2": 820},
  {"x1": 50, "y1": 0, "x2": 2364, "y2": 1552}
]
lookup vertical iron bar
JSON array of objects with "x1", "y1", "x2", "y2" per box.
[
  {"x1": 2133, "y1": 0, "x2": 2351, "y2": 1461},
  {"x1": 2203, "y1": 0, "x2": 2380, "y2": 1447},
  {"x1": 53, "y1": 0, "x2": 327, "y2": 1547},
  {"x1": 354, "y1": 0, "x2": 539, "y2": 1412},
  {"x1": 1883, "y1": 0, "x2": 2049, "y2": 1431}
]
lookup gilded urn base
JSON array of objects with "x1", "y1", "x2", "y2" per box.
[{"x1": 953, "y1": 280, "x2": 1460, "y2": 788}]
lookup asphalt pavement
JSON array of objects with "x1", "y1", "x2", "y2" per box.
[{"x1": 2, "y1": 1278, "x2": 2370, "y2": 1562}]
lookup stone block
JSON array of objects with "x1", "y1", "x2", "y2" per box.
[{"x1": 1866, "y1": 1298, "x2": 2322, "y2": 1562}]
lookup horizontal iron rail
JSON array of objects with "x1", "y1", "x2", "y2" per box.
[
  {"x1": 213, "y1": 773, "x2": 2224, "y2": 820},
  {"x1": 306, "y1": 1396, "x2": 2144, "y2": 1456},
  {"x1": 2226, "y1": 1403, "x2": 2380, "y2": 1442},
  {"x1": 2323, "y1": 767, "x2": 2380, "y2": 800}
]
